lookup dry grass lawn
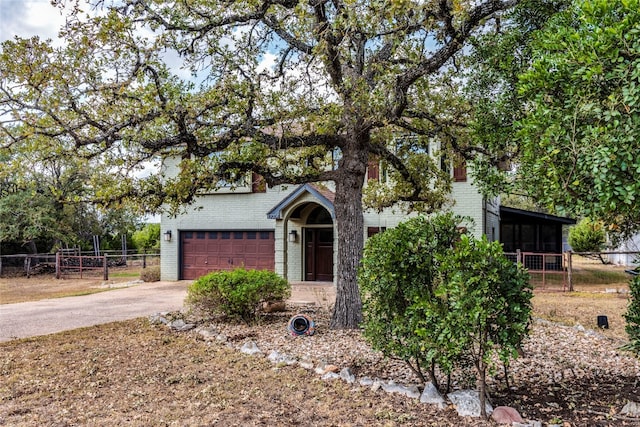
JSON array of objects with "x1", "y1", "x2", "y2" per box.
[
  {"x1": 0, "y1": 268, "x2": 143, "y2": 304},
  {"x1": 0, "y1": 319, "x2": 483, "y2": 427},
  {"x1": 1, "y1": 270, "x2": 638, "y2": 426},
  {"x1": 533, "y1": 291, "x2": 630, "y2": 342}
]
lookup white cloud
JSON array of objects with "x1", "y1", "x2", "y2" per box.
[
  {"x1": 257, "y1": 52, "x2": 278, "y2": 74},
  {"x1": 0, "y1": 0, "x2": 66, "y2": 42}
]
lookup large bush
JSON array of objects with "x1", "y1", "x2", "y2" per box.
[
  {"x1": 360, "y1": 214, "x2": 532, "y2": 415},
  {"x1": 426, "y1": 235, "x2": 531, "y2": 417},
  {"x1": 359, "y1": 213, "x2": 464, "y2": 385},
  {"x1": 623, "y1": 275, "x2": 640, "y2": 356},
  {"x1": 186, "y1": 268, "x2": 290, "y2": 323}
]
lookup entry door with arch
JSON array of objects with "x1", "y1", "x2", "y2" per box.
[
  {"x1": 304, "y1": 228, "x2": 333, "y2": 281},
  {"x1": 303, "y1": 205, "x2": 334, "y2": 281}
]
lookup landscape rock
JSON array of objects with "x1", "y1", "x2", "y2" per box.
[
  {"x1": 339, "y1": 367, "x2": 356, "y2": 384},
  {"x1": 322, "y1": 364, "x2": 340, "y2": 374},
  {"x1": 267, "y1": 350, "x2": 297, "y2": 365},
  {"x1": 420, "y1": 382, "x2": 446, "y2": 408},
  {"x1": 321, "y1": 372, "x2": 341, "y2": 381},
  {"x1": 447, "y1": 390, "x2": 493, "y2": 417},
  {"x1": 512, "y1": 422, "x2": 542, "y2": 427},
  {"x1": 148, "y1": 313, "x2": 169, "y2": 325},
  {"x1": 620, "y1": 400, "x2": 640, "y2": 416},
  {"x1": 298, "y1": 361, "x2": 314, "y2": 370},
  {"x1": 381, "y1": 380, "x2": 421, "y2": 399},
  {"x1": 371, "y1": 379, "x2": 383, "y2": 392},
  {"x1": 490, "y1": 406, "x2": 524, "y2": 424},
  {"x1": 169, "y1": 319, "x2": 196, "y2": 332},
  {"x1": 196, "y1": 326, "x2": 217, "y2": 339},
  {"x1": 358, "y1": 376, "x2": 374, "y2": 387},
  {"x1": 240, "y1": 340, "x2": 263, "y2": 355}
]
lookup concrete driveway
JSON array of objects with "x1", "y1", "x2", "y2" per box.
[
  {"x1": 0, "y1": 280, "x2": 336, "y2": 342},
  {"x1": 0, "y1": 281, "x2": 189, "y2": 342}
]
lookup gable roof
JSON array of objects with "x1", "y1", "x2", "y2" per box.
[{"x1": 267, "y1": 183, "x2": 335, "y2": 220}]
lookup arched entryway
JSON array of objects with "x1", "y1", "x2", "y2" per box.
[{"x1": 304, "y1": 206, "x2": 334, "y2": 281}]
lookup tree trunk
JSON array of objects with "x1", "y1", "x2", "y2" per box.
[
  {"x1": 330, "y1": 144, "x2": 366, "y2": 329},
  {"x1": 478, "y1": 361, "x2": 487, "y2": 419},
  {"x1": 25, "y1": 240, "x2": 38, "y2": 255}
]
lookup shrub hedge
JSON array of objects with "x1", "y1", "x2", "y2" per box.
[{"x1": 186, "y1": 268, "x2": 290, "y2": 323}]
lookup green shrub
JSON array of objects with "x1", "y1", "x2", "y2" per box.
[
  {"x1": 426, "y1": 235, "x2": 531, "y2": 417},
  {"x1": 132, "y1": 223, "x2": 161, "y2": 251},
  {"x1": 360, "y1": 214, "x2": 532, "y2": 413},
  {"x1": 359, "y1": 213, "x2": 464, "y2": 386},
  {"x1": 140, "y1": 266, "x2": 161, "y2": 282},
  {"x1": 623, "y1": 275, "x2": 640, "y2": 355},
  {"x1": 568, "y1": 218, "x2": 606, "y2": 253},
  {"x1": 186, "y1": 268, "x2": 291, "y2": 323}
]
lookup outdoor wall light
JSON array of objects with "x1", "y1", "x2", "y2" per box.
[
  {"x1": 163, "y1": 230, "x2": 172, "y2": 242},
  {"x1": 288, "y1": 230, "x2": 298, "y2": 242}
]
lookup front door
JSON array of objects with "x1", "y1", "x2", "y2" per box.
[{"x1": 304, "y1": 228, "x2": 333, "y2": 281}]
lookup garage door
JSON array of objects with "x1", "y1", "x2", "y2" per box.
[{"x1": 181, "y1": 230, "x2": 275, "y2": 280}]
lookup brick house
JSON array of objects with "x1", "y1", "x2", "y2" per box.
[{"x1": 160, "y1": 154, "x2": 501, "y2": 281}]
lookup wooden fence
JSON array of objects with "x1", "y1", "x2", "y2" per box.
[
  {"x1": 55, "y1": 253, "x2": 108, "y2": 279},
  {"x1": 0, "y1": 251, "x2": 159, "y2": 279}
]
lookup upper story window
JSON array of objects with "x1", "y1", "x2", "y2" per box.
[
  {"x1": 453, "y1": 155, "x2": 467, "y2": 182},
  {"x1": 367, "y1": 136, "x2": 467, "y2": 184}
]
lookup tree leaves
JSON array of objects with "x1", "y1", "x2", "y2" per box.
[{"x1": 513, "y1": 0, "x2": 640, "y2": 236}]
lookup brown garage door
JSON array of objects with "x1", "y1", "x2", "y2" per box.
[{"x1": 181, "y1": 230, "x2": 275, "y2": 280}]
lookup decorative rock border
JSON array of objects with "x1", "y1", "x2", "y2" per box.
[{"x1": 149, "y1": 311, "x2": 640, "y2": 426}]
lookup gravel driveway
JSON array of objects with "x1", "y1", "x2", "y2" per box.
[{"x1": 0, "y1": 281, "x2": 189, "y2": 342}]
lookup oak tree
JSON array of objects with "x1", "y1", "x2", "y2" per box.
[{"x1": 1, "y1": 0, "x2": 536, "y2": 328}]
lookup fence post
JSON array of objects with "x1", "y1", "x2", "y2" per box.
[
  {"x1": 56, "y1": 252, "x2": 61, "y2": 279},
  {"x1": 103, "y1": 255, "x2": 108, "y2": 280},
  {"x1": 143, "y1": 249, "x2": 147, "y2": 269},
  {"x1": 566, "y1": 250, "x2": 573, "y2": 292},
  {"x1": 25, "y1": 256, "x2": 31, "y2": 278},
  {"x1": 516, "y1": 249, "x2": 521, "y2": 266}
]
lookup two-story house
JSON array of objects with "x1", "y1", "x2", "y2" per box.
[{"x1": 159, "y1": 155, "x2": 501, "y2": 281}]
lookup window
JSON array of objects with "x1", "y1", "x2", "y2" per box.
[
  {"x1": 367, "y1": 159, "x2": 380, "y2": 181},
  {"x1": 367, "y1": 227, "x2": 387, "y2": 238},
  {"x1": 251, "y1": 172, "x2": 266, "y2": 193},
  {"x1": 453, "y1": 156, "x2": 467, "y2": 182},
  {"x1": 307, "y1": 206, "x2": 332, "y2": 224}
]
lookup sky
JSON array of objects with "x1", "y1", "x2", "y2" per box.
[{"x1": 0, "y1": 0, "x2": 67, "y2": 43}]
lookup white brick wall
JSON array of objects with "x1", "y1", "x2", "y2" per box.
[{"x1": 160, "y1": 157, "x2": 496, "y2": 280}]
